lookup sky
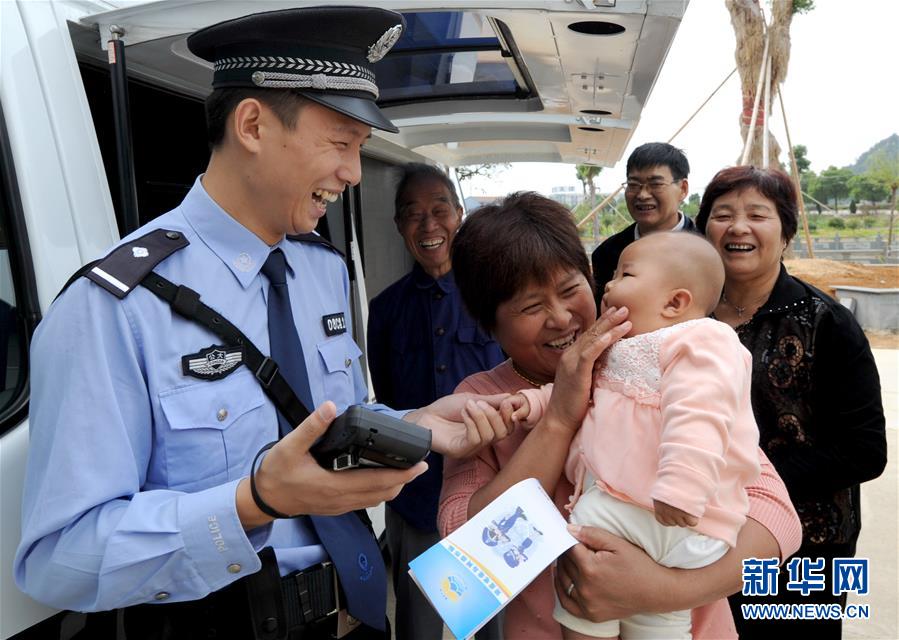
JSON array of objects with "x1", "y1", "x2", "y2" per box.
[{"x1": 465, "y1": 0, "x2": 898, "y2": 199}]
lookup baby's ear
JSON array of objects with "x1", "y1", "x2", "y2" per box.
[{"x1": 661, "y1": 288, "x2": 692, "y2": 318}]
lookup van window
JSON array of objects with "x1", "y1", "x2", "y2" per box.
[{"x1": 0, "y1": 109, "x2": 37, "y2": 434}]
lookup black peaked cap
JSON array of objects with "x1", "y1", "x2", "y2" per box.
[{"x1": 187, "y1": 6, "x2": 405, "y2": 132}]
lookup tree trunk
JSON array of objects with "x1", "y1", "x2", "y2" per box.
[
  {"x1": 726, "y1": 0, "x2": 792, "y2": 169},
  {"x1": 887, "y1": 187, "x2": 897, "y2": 257}
]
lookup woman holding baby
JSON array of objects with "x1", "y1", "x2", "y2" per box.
[{"x1": 439, "y1": 190, "x2": 802, "y2": 639}]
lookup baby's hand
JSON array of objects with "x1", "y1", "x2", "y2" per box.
[
  {"x1": 653, "y1": 499, "x2": 699, "y2": 527},
  {"x1": 499, "y1": 393, "x2": 532, "y2": 431}
]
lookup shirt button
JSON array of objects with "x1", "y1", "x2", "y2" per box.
[
  {"x1": 344, "y1": 358, "x2": 352, "y2": 368},
  {"x1": 217, "y1": 409, "x2": 228, "y2": 422},
  {"x1": 435, "y1": 327, "x2": 445, "y2": 336},
  {"x1": 433, "y1": 292, "x2": 444, "y2": 300},
  {"x1": 154, "y1": 592, "x2": 170, "y2": 601},
  {"x1": 436, "y1": 364, "x2": 447, "y2": 373},
  {"x1": 227, "y1": 563, "x2": 242, "y2": 574}
]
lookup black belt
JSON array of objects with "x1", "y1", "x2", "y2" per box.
[{"x1": 118, "y1": 548, "x2": 340, "y2": 640}]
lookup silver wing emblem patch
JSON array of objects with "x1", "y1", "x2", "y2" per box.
[{"x1": 182, "y1": 345, "x2": 244, "y2": 380}]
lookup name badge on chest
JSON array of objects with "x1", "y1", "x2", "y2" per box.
[{"x1": 322, "y1": 312, "x2": 347, "y2": 337}]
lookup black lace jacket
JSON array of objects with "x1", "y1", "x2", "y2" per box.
[{"x1": 731, "y1": 266, "x2": 886, "y2": 551}]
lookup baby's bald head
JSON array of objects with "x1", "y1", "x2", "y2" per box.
[{"x1": 632, "y1": 232, "x2": 724, "y2": 315}]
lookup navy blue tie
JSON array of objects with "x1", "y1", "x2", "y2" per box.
[{"x1": 262, "y1": 249, "x2": 386, "y2": 631}]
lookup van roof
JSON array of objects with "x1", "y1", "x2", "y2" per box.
[{"x1": 73, "y1": 0, "x2": 688, "y2": 168}]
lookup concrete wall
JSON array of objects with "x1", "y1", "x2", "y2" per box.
[{"x1": 833, "y1": 286, "x2": 899, "y2": 332}]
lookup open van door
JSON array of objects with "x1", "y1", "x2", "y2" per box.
[{"x1": 1, "y1": 1, "x2": 687, "y2": 636}]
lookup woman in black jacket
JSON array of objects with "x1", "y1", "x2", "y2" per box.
[{"x1": 696, "y1": 165, "x2": 887, "y2": 639}]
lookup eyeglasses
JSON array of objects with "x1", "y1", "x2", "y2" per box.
[{"x1": 621, "y1": 180, "x2": 681, "y2": 194}]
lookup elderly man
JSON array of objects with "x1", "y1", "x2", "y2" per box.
[
  {"x1": 15, "y1": 9, "x2": 506, "y2": 640},
  {"x1": 590, "y1": 142, "x2": 696, "y2": 304},
  {"x1": 367, "y1": 164, "x2": 504, "y2": 640}
]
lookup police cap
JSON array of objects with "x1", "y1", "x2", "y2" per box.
[{"x1": 187, "y1": 6, "x2": 405, "y2": 133}]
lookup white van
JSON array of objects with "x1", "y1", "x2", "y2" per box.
[{"x1": 0, "y1": 1, "x2": 686, "y2": 636}]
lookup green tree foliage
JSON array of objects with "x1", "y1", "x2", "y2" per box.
[
  {"x1": 454, "y1": 163, "x2": 511, "y2": 182},
  {"x1": 792, "y1": 0, "x2": 815, "y2": 14},
  {"x1": 793, "y1": 144, "x2": 811, "y2": 175},
  {"x1": 575, "y1": 164, "x2": 602, "y2": 205},
  {"x1": 682, "y1": 193, "x2": 701, "y2": 218},
  {"x1": 848, "y1": 174, "x2": 889, "y2": 209},
  {"x1": 867, "y1": 148, "x2": 899, "y2": 250},
  {"x1": 815, "y1": 166, "x2": 854, "y2": 213}
]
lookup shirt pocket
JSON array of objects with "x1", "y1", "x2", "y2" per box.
[
  {"x1": 317, "y1": 333, "x2": 363, "y2": 409},
  {"x1": 159, "y1": 370, "x2": 266, "y2": 490}
]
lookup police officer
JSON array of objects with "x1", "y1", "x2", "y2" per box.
[{"x1": 14, "y1": 7, "x2": 507, "y2": 640}]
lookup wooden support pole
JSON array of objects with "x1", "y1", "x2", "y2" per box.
[
  {"x1": 779, "y1": 89, "x2": 815, "y2": 258},
  {"x1": 576, "y1": 68, "x2": 737, "y2": 230}
]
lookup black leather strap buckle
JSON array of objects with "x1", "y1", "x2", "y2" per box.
[
  {"x1": 281, "y1": 562, "x2": 339, "y2": 629},
  {"x1": 255, "y1": 357, "x2": 279, "y2": 388}
]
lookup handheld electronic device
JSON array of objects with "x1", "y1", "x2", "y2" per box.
[{"x1": 310, "y1": 405, "x2": 432, "y2": 471}]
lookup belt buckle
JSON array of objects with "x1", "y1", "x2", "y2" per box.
[{"x1": 287, "y1": 561, "x2": 338, "y2": 627}]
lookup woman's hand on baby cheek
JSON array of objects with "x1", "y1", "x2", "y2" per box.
[{"x1": 545, "y1": 306, "x2": 630, "y2": 431}]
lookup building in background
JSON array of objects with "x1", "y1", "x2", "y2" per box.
[{"x1": 550, "y1": 185, "x2": 580, "y2": 209}]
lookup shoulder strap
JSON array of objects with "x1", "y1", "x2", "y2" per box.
[
  {"x1": 75, "y1": 227, "x2": 311, "y2": 430},
  {"x1": 56, "y1": 259, "x2": 102, "y2": 301},
  {"x1": 85, "y1": 228, "x2": 190, "y2": 299},
  {"x1": 140, "y1": 272, "x2": 311, "y2": 428}
]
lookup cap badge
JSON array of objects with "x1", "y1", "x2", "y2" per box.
[{"x1": 367, "y1": 24, "x2": 403, "y2": 63}]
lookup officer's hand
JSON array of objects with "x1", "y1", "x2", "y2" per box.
[
  {"x1": 405, "y1": 393, "x2": 511, "y2": 458},
  {"x1": 236, "y1": 402, "x2": 427, "y2": 529}
]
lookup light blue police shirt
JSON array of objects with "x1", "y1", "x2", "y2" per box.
[{"x1": 15, "y1": 177, "x2": 400, "y2": 611}]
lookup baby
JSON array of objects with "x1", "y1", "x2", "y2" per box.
[{"x1": 503, "y1": 232, "x2": 760, "y2": 640}]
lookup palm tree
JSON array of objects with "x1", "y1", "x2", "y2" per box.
[{"x1": 575, "y1": 164, "x2": 602, "y2": 206}]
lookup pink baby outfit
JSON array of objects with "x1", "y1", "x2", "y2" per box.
[
  {"x1": 522, "y1": 318, "x2": 761, "y2": 547},
  {"x1": 439, "y1": 354, "x2": 801, "y2": 640}
]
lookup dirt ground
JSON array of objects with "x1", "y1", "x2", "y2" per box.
[{"x1": 784, "y1": 258, "x2": 899, "y2": 348}]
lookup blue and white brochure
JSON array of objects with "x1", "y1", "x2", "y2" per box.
[{"x1": 408, "y1": 477, "x2": 577, "y2": 639}]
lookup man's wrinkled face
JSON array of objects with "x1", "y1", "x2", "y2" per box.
[{"x1": 395, "y1": 177, "x2": 463, "y2": 278}]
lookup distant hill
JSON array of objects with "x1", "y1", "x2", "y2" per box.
[{"x1": 847, "y1": 133, "x2": 899, "y2": 174}]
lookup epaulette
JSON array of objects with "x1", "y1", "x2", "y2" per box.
[
  {"x1": 287, "y1": 232, "x2": 345, "y2": 257},
  {"x1": 84, "y1": 228, "x2": 190, "y2": 299}
]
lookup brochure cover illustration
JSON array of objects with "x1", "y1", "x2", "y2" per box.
[{"x1": 408, "y1": 477, "x2": 577, "y2": 639}]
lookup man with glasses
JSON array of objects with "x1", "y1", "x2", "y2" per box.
[
  {"x1": 367, "y1": 163, "x2": 504, "y2": 640},
  {"x1": 590, "y1": 143, "x2": 695, "y2": 303}
]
